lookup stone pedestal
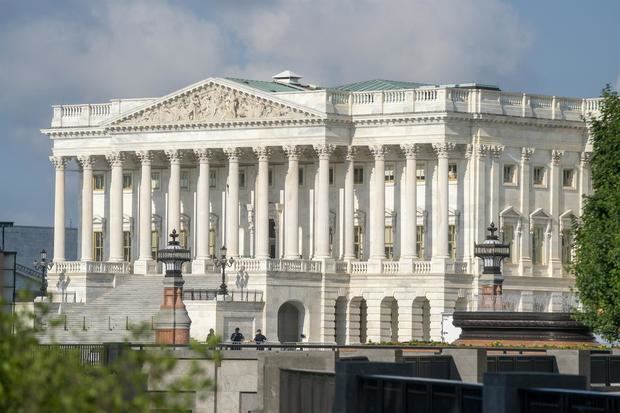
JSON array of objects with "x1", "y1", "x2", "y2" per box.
[{"x1": 155, "y1": 276, "x2": 191, "y2": 345}]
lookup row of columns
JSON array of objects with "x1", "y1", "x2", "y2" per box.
[{"x1": 50, "y1": 143, "x2": 458, "y2": 266}]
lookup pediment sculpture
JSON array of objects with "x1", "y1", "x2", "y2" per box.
[{"x1": 116, "y1": 83, "x2": 314, "y2": 127}]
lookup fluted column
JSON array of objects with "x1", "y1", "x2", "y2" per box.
[
  {"x1": 224, "y1": 148, "x2": 241, "y2": 257},
  {"x1": 135, "y1": 151, "x2": 154, "y2": 273},
  {"x1": 549, "y1": 149, "x2": 564, "y2": 276},
  {"x1": 51, "y1": 156, "x2": 67, "y2": 263},
  {"x1": 165, "y1": 150, "x2": 182, "y2": 235},
  {"x1": 254, "y1": 146, "x2": 271, "y2": 259},
  {"x1": 106, "y1": 152, "x2": 125, "y2": 262},
  {"x1": 432, "y1": 143, "x2": 454, "y2": 260},
  {"x1": 78, "y1": 155, "x2": 95, "y2": 262},
  {"x1": 400, "y1": 144, "x2": 418, "y2": 260},
  {"x1": 194, "y1": 149, "x2": 213, "y2": 261},
  {"x1": 369, "y1": 145, "x2": 386, "y2": 261},
  {"x1": 519, "y1": 147, "x2": 534, "y2": 275},
  {"x1": 489, "y1": 145, "x2": 504, "y2": 223},
  {"x1": 343, "y1": 146, "x2": 357, "y2": 260},
  {"x1": 314, "y1": 144, "x2": 335, "y2": 258},
  {"x1": 283, "y1": 145, "x2": 301, "y2": 259}
]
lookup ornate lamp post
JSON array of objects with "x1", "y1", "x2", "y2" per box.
[
  {"x1": 474, "y1": 222, "x2": 511, "y2": 311},
  {"x1": 214, "y1": 246, "x2": 234, "y2": 296},
  {"x1": 33, "y1": 249, "x2": 53, "y2": 298},
  {"x1": 154, "y1": 229, "x2": 192, "y2": 345}
]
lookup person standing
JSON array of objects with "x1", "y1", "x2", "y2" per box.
[
  {"x1": 230, "y1": 327, "x2": 244, "y2": 350},
  {"x1": 254, "y1": 329, "x2": 267, "y2": 350}
]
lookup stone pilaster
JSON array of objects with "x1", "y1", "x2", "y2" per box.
[
  {"x1": 549, "y1": 149, "x2": 564, "y2": 276},
  {"x1": 519, "y1": 147, "x2": 534, "y2": 275},
  {"x1": 489, "y1": 145, "x2": 504, "y2": 224},
  {"x1": 579, "y1": 152, "x2": 592, "y2": 216}
]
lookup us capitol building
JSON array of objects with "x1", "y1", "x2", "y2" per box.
[{"x1": 40, "y1": 71, "x2": 598, "y2": 344}]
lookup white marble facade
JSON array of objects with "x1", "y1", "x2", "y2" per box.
[{"x1": 42, "y1": 72, "x2": 598, "y2": 342}]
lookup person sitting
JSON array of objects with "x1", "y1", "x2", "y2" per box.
[
  {"x1": 230, "y1": 327, "x2": 244, "y2": 350},
  {"x1": 253, "y1": 329, "x2": 267, "y2": 350}
]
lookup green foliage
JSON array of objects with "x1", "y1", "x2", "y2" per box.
[
  {"x1": 0, "y1": 303, "x2": 217, "y2": 412},
  {"x1": 573, "y1": 87, "x2": 620, "y2": 342}
]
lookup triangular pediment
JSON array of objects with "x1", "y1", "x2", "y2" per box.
[
  {"x1": 108, "y1": 78, "x2": 323, "y2": 129},
  {"x1": 500, "y1": 206, "x2": 522, "y2": 218}
]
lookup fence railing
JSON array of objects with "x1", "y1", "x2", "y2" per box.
[
  {"x1": 591, "y1": 355, "x2": 620, "y2": 386},
  {"x1": 487, "y1": 355, "x2": 557, "y2": 373},
  {"x1": 280, "y1": 368, "x2": 335, "y2": 413},
  {"x1": 520, "y1": 387, "x2": 620, "y2": 413},
  {"x1": 182, "y1": 288, "x2": 264, "y2": 302}
]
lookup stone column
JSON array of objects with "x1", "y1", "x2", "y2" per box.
[
  {"x1": 549, "y1": 149, "x2": 564, "y2": 276},
  {"x1": 193, "y1": 149, "x2": 213, "y2": 265},
  {"x1": 369, "y1": 145, "x2": 386, "y2": 262},
  {"x1": 254, "y1": 146, "x2": 271, "y2": 259},
  {"x1": 135, "y1": 151, "x2": 154, "y2": 274},
  {"x1": 78, "y1": 155, "x2": 95, "y2": 262},
  {"x1": 579, "y1": 152, "x2": 591, "y2": 215},
  {"x1": 473, "y1": 144, "x2": 489, "y2": 275},
  {"x1": 519, "y1": 147, "x2": 534, "y2": 275},
  {"x1": 165, "y1": 150, "x2": 182, "y2": 235},
  {"x1": 314, "y1": 144, "x2": 335, "y2": 258},
  {"x1": 432, "y1": 143, "x2": 454, "y2": 261},
  {"x1": 283, "y1": 145, "x2": 301, "y2": 259},
  {"x1": 224, "y1": 148, "x2": 241, "y2": 257},
  {"x1": 106, "y1": 152, "x2": 125, "y2": 262},
  {"x1": 400, "y1": 144, "x2": 418, "y2": 260},
  {"x1": 489, "y1": 145, "x2": 504, "y2": 224},
  {"x1": 343, "y1": 146, "x2": 357, "y2": 260},
  {"x1": 51, "y1": 156, "x2": 67, "y2": 263}
]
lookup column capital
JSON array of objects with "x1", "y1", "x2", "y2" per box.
[
  {"x1": 369, "y1": 145, "x2": 386, "y2": 160},
  {"x1": 50, "y1": 156, "x2": 67, "y2": 170},
  {"x1": 489, "y1": 145, "x2": 505, "y2": 160},
  {"x1": 580, "y1": 151, "x2": 592, "y2": 167},
  {"x1": 283, "y1": 145, "x2": 301, "y2": 160},
  {"x1": 253, "y1": 146, "x2": 272, "y2": 161},
  {"x1": 345, "y1": 146, "x2": 357, "y2": 161},
  {"x1": 521, "y1": 147, "x2": 535, "y2": 163},
  {"x1": 136, "y1": 150, "x2": 155, "y2": 164},
  {"x1": 400, "y1": 144, "x2": 418, "y2": 160},
  {"x1": 193, "y1": 148, "x2": 215, "y2": 162},
  {"x1": 551, "y1": 149, "x2": 564, "y2": 165},
  {"x1": 77, "y1": 155, "x2": 95, "y2": 170},
  {"x1": 105, "y1": 152, "x2": 126, "y2": 167},
  {"x1": 313, "y1": 144, "x2": 335, "y2": 160},
  {"x1": 223, "y1": 147, "x2": 241, "y2": 161},
  {"x1": 432, "y1": 142, "x2": 456, "y2": 159},
  {"x1": 164, "y1": 149, "x2": 183, "y2": 163},
  {"x1": 475, "y1": 144, "x2": 490, "y2": 158}
]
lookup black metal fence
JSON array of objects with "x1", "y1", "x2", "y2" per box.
[
  {"x1": 280, "y1": 368, "x2": 335, "y2": 413},
  {"x1": 358, "y1": 375, "x2": 483, "y2": 413},
  {"x1": 487, "y1": 355, "x2": 557, "y2": 373},
  {"x1": 520, "y1": 387, "x2": 620, "y2": 413},
  {"x1": 35, "y1": 344, "x2": 106, "y2": 366},
  {"x1": 591, "y1": 355, "x2": 620, "y2": 386},
  {"x1": 403, "y1": 355, "x2": 455, "y2": 379}
]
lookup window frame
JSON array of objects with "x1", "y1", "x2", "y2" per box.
[
  {"x1": 122, "y1": 172, "x2": 132, "y2": 191},
  {"x1": 416, "y1": 225, "x2": 425, "y2": 259},
  {"x1": 209, "y1": 169, "x2": 217, "y2": 189},
  {"x1": 93, "y1": 173, "x2": 105, "y2": 192},
  {"x1": 151, "y1": 171, "x2": 161, "y2": 191},
  {"x1": 503, "y1": 164, "x2": 518, "y2": 186},
  {"x1": 384, "y1": 163, "x2": 395, "y2": 185},
  {"x1": 384, "y1": 225, "x2": 394, "y2": 258},
  {"x1": 123, "y1": 230, "x2": 132, "y2": 262},
  {"x1": 416, "y1": 163, "x2": 426, "y2": 183},
  {"x1": 298, "y1": 166, "x2": 305, "y2": 186},
  {"x1": 448, "y1": 163, "x2": 458, "y2": 182},
  {"x1": 562, "y1": 168, "x2": 575, "y2": 189},
  {"x1": 93, "y1": 231, "x2": 104, "y2": 262},
  {"x1": 353, "y1": 167, "x2": 364, "y2": 185},
  {"x1": 532, "y1": 166, "x2": 547, "y2": 187},
  {"x1": 180, "y1": 169, "x2": 190, "y2": 191}
]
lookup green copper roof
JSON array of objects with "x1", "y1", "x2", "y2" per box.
[
  {"x1": 225, "y1": 77, "x2": 305, "y2": 93},
  {"x1": 331, "y1": 79, "x2": 430, "y2": 92}
]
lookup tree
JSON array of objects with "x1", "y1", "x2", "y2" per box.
[
  {"x1": 0, "y1": 301, "x2": 218, "y2": 412},
  {"x1": 573, "y1": 86, "x2": 620, "y2": 342}
]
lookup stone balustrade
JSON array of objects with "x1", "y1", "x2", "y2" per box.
[{"x1": 50, "y1": 261, "x2": 132, "y2": 275}]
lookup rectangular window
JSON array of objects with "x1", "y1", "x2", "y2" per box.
[
  {"x1": 122, "y1": 173, "x2": 132, "y2": 190},
  {"x1": 533, "y1": 167, "x2": 546, "y2": 186},
  {"x1": 416, "y1": 225, "x2": 425, "y2": 259},
  {"x1": 209, "y1": 169, "x2": 217, "y2": 188},
  {"x1": 448, "y1": 163, "x2": 458, "y2": 181},
  {"x1": 123, "y1": 231, "x2": 131, "y2": 262},
  {"x1": 354, "y1": 225, "x2": 364, "y2": 259},
  {"x1": 448, "y1": 225, "x2": 456, "y2": 259},
  {"x1": 561, "y1": 229, "x2": 573, "y2": 266},
  {"x1": 298, "y1": 167, "x2": 304, "y2": 186},
  {"x1": 416, "y1": 163, "x2": 425, "y2": 182},
  {"x1": 151, "y1": 230, "x2": 159, "y2": 259},
  {"x1": 354, "y1": 167, "x2": 364, "y2": 185},
  {"x1": 239, "y1": 169, "x2": 246, "y2": 189},
  {"x1": 151, "y1": 171, "x2": 161, "y2": 191},
  {"x1": 503, "y1": 165, "x2": 517, "y2": 185},
  {"x1": 503, "y1": 225, "x2": 517, "y2": 264},
  {"x1": 532, "y1": 225, "x2": 545, "y2": 265},
  {"x1": 93, "y1": 231, "x2": 104, "y2": 262},
  {"x1": 268, "y1": 167, "x2": 274, "y2": 187},
  {"x1": 563, "y1": 169, "x2": 575, "y2": 188},
  {"x1": 384, "y1": 226, "x2": 394, "y2": 258},
  {"x1": 180, "y1": 170, "x2": 190, "y2": 190},
  {"x1": 384, "y1": 164, "x2": 395, "y2": 184},
  {"x1": 209, "y1": 228, "x2": 216, "y2": 258},
  {"x1": 329, "y1": 167, "x2": 334, "y2": 185},
  {"x1": 93, "y1": 174, "x2": 105, "y2": 191}
]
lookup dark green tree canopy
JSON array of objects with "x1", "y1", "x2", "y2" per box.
[{"x1": 573, "y1": 87, "x2": 620, "y2": 342}]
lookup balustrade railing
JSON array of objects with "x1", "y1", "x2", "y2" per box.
[
  {"x1": 412, "y1": 260, "x2": 432, "y2": 274},
  {"x1": 350, "y1": 261, "x2": 368, "y2": 274},
  {"x1": 381, "y1": 261, "x2": 400, "y2": 274},
  {"x1": 50, "y1": 261, "x2": 132, "y2": 274}
]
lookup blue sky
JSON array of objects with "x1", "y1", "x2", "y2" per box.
[{"x1": 0, "y1": 0, "x2": 618, "y2": 227}]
